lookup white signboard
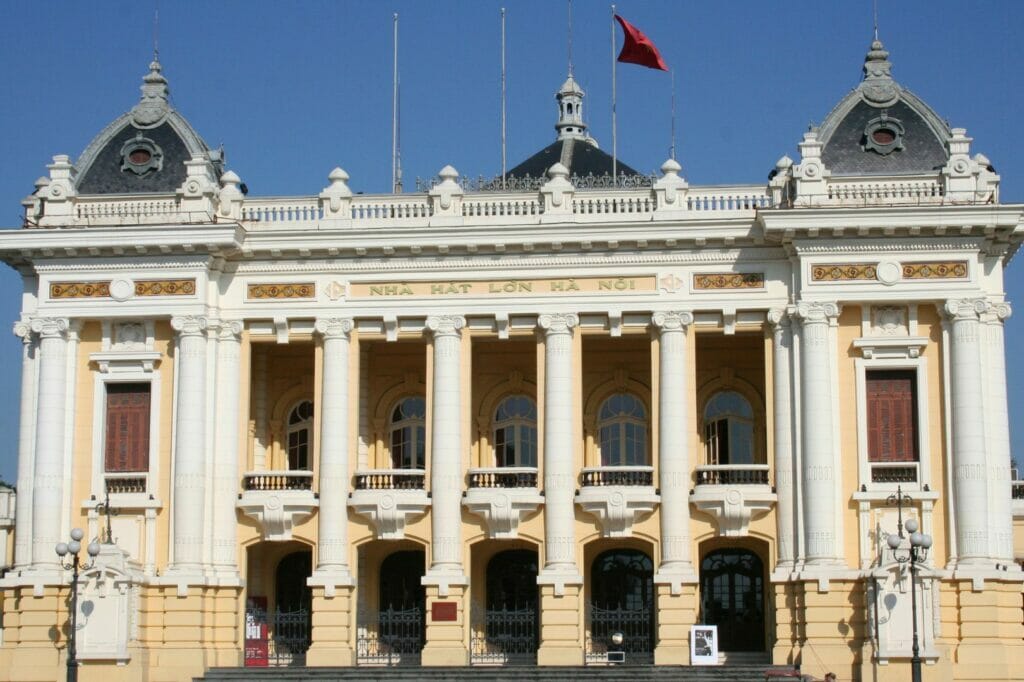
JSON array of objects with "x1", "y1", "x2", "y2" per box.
[{"x1": 690, "y1": 625, "x2": 719, "y2": 665}]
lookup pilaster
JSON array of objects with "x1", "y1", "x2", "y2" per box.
[
  {"x1": 420, "y1": 584, "x2": 469, "y2": 666},
  {"x1": 13, "y1": 320, "x2": 35, "y2": 569},
  {"x1": 211, "y1": 321, "x2": 242, "y2": 579},
  {"x1": 769, "y1": 308, "x2": 798, "y2": 576}
]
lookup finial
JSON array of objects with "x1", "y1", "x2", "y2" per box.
[
  {"x1": 567, "y1": 0, "x2": 574, "y2": 77},
  {"x1": 873, "y1": 0, "x2": 879, "y2": 42},
  {"x1": 859, "y1": 31, "x2": 898, "y2": 106},
  {"x1": 153, "y1": 0, "x2": 160, "y2": 62}
]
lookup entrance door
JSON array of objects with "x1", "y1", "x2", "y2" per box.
[
  {"x1": 273, "y1": 551, "x2": 312, "y2": 665},
  {"x1": 357, "y1": 549, "x2": 425, "y2": 665},
  {"x1": 472, "y1": 549, "x2": 538, "y2": 664},
  {"x1": 587, "y1": 549, "x2": 654, "y2": 663},
  {"x1": 700, "y1": 548, "x2": 765, "y2": 652}
]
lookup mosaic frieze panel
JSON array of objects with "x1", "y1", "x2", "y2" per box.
[
  {"x1": 901, "y1": 261, "x2": 968, "y2": 279},
  {"x1": 50, "y1": 279, "x2": 195, "y2": 299},
  {"x1": 692, "y1": 273, "x2": 764, "y2": 290},
  {"x1": 247, "y1": 282, "x2": 316, "y2": 299},
  {"x1": 811, "y1": 264, "x2": 877, "y2": 282}
]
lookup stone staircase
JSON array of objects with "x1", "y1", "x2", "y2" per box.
[{"x1": 195, "y1": 663, "x2": 804, "y2": 682}]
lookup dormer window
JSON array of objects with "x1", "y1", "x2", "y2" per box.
[
  {"x1": 863, "y1": 114, "x2": 905, "y2": 156},
  {"x1": 120, "y1": 132, "x2": 164, "y2": 176}
]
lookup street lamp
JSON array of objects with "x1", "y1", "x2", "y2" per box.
[
  {"x1": 55, "y1": 528, "x2": 100, "y2": 682},
  {"x1": 886, "y1": 515, "x2": 932, "y2": 682}
]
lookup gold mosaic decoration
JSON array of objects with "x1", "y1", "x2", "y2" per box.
[
  {"x1": 50, "y1": 281, "x2": 110, "y2": 299},
  {"x1": 247, "y1": 282, "x2": 316, "y2": 299},
  {"x1": 692, "y1": 273, "x2": 764, "y2": 290},
  {"x1": 49, "y1": 279, "x2": 195, "y2": 299},
  {"x1": 135, "y1": 280, "x2": 195, "y2": 296},
  {"x1": 811, "y1": 264, "x2": 877, "y2": 281},
  {"x1": 902, "y1": 261, "x2": 968, "y2": 279}
]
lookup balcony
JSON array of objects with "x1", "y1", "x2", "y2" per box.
[
  {"x1": 350, "y1": 469, "x2": 429, "y2": 540},
  {"x1": 691, "y1": 464, "x2": 775, "y2": 538},
  {"x1": 870, "y1": 462, "x2": 918, "y2": 485},
  {"x1": 463, "y1": 467, "x2": 543, "y2": 539},
  {"x1": 237, "y1": 470, "x2": 317, "y2": 542},
  {"x1": 575, "y1": 466, "x2": 658, "y2": 538},
  {"x1": 1012, "y1": 480, "x2": 1024, "y2": 519}
]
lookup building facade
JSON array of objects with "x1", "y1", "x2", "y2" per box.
[{"x1": 0, "y1": 36, "x2": 1023, "y2": 682}]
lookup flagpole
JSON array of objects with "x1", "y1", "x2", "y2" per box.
[
  {"x1": 501, "y1": 7, "x2": 507, "y2": 186},
  {"x1": 670, "y1": 68, "x2": 676, "y2": 161},
  {"x1": 392, "y1": 13, "x2": 400, "y2": 193},
  {"x1": 611, "y1": 4, "x2": 617, "y2": 181}
]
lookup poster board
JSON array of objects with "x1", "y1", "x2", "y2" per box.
[
  {"x1": 690, "y1": 624, "x2": 719, "y2": 665},
  {"x1": 244, "y1": 597, "x2": 269, "y2": 667}
]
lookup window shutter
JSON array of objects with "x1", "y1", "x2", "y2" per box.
[
  {"x1": 866, "y1": 371, "x2": 917, "y2": 463},
  {"x1": 104, "y1": 384, "x2": 151, "y2": 472}
]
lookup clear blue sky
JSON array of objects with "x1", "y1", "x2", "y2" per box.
[{"x1": 0, "y1": 1, "x2": 1022, "y2": 482}]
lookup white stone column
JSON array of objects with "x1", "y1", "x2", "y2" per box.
[
  {"x1": 944, "y1": 298, "x2": 992, "y2": 565},
  {"x1": 169, "y1": 315, "x2": 209, "y2": 574},
  {"x1": 794, "y1": 301, "x2": 841, "y2": 565},
  {"x1": 983, "y1": 302, "x2": 1014, "y2": 563},
  {"x1": 537, "y1": 313, "x2": 582, "y2": 589},
  {"x1": 212, "y1": 321, "x2": 242, "y2": 576},
  {"x1": 13, "y1": 321, "x2": 35, "y2": 569},
  {"x1": 310, "y1": 318, "x2": 355, "y2": 589},
  {"x1": 768, "y1": 309, "x2": 797, "y2": 571},
  {"x1": 652, "y1": 311, "x2": 696, "y2": 591},
  {"x1": 28, "y1": 317, "x2": 69, "y2": 568},
  {"x1": 423, "y1": 315, "x2": 467, "y2": 589}
]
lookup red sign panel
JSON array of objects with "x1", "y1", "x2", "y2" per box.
[
  {"x1": 431, "y1": 601, "x2": 458, "y2": 622},
  {"x1": 245, "y1": 597, "x2": 269, "y2": 667}
]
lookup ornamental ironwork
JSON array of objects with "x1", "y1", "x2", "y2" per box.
[
  {"x1": 470, "y1": 606, "x2": 538, "y2": 665},
  {"x1": 356, "y1": 608, "x2": 424, "y2": 666}
]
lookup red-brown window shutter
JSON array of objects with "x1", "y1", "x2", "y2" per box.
[
  {"x1": 104, "y1": 383, "x2": 151, "y2": 472},
  {"x1": 865, "y1": 370, "x2": 917, "y2": 463}
]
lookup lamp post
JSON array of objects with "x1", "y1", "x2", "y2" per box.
[
  {"x1": 55, "y1": 528, "x2": 100, "y2": 682},
  {"x1": 886, "y1": 491, "x2": 932, "y2": 682}
]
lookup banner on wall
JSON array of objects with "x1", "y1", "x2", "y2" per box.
[{"x1": 245, "y1": 597, "x2": 269, "y2": 667}]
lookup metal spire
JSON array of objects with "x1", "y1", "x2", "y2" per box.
[{"x1": 567, "y1": 0, "x2": 574, "y2": 77}]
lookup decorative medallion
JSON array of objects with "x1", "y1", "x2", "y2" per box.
[
  {"x1": 120, "y1": 132, "x2": 164, "y2": 176},
  {"x1": 135, "y1": 280, "x2": 195, "y2": 296},
  {"x1": 247, "y1": 283, "x2": 316, "y2": 300},
  {"x1": 811, "y1": 264, "x2": 877, "y2": 282},
  {"x1": 901, "y1": 261, "x2": 968, "y2": 280},
  {"x1": 323, "y1": 280, "x2": 347, "y2": 301},
  {"x1": 110, "y1": 277, "x2": 135, "y2": 301},
  {"x1": 692, "y1": 273, "x2": 764, "y2": 290}
]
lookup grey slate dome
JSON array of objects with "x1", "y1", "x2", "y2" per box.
[
  {"x1": 506, "y1": 74, "x2": 643, "y2": 180},
  {"x1": 817, "y1": 39, "x2": 950, "y2": 176},
  {"x1": 75, "y1": 59, "x2": 223, "y2": 194}
]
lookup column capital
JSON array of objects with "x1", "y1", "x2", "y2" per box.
[
  {"x1": 985, "y1": 301, "x2": 1012, "y2": 322},
  {"x1": 538, "y1": 312, "x2": 578, "y2": 335},
  {"x1": 943, "y1": 297, "x2": 990, "y2": 322},
  {"x1": 217, "y1": 319, "x2": 244, "y2": 341},
  {"x1": 766, "y1": 307, "x2": 792, "y2": 328},
  {"x1": 314, "y1": 317, "x2": 354, "y2": 339},
  {"x1": 425, "y1": 315, "x2": 465, "y2": 338},
  {"x1": 170, "y1": 315, "x2": 208, "y2": 337},
  {"x1": 651, "y1": 311, "x2": 693, "y2": 332},
  {"x1": 29, "y1": 316, "x2": 69, "y2": 339},
  {"x1": 13, "y1": 319, "x2": 33, "y2": 341},
  {"x1": 794, "y1": 301, "x2": 839, "y2": 324}
]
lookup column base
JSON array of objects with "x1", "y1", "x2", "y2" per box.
[
  {"x1": 421, "y1": 584, "x2": 469, "y2": 666},
  {"x1": 653, "y1": 582, "x2": 697, "y2": 665},
  {"x1": 307, "y1": 584, "x2": 355, "y2": 665},
  {"x1": 537, "y1": 582, "x2": 584, "y2": 666}
]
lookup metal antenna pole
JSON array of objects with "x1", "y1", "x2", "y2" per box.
[
  {"x1": 153, "y1": 0, "x2": 160, "y2": 60},
  {"x1": 670, "y1": 68, "x2": 676, "y2": 160},
  {"x1": 567, "y1": 0, "x2": 573, "y2": 76},
  {"x1": 501, "y1": 7, "x2": 507, "y2": 185},
  {"x1": 392, "y1": 13, "x2": 400, "y2": 194}
]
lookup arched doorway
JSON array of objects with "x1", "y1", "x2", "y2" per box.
[
  {"x1": 587, "y1": 548, "x2": 654, "y2": 663},
  {"x1": 700, "y1": 548, "x2": 766, "y2": 652},
  {"x1": 272, "y1": 550, "x2": 312, "y2": 665},
  {"x1": 358, "y1": 549, "x2": 425, "y2": 665},
  {"x1": 472, "y1": 549, "x2": 538, "y2": 664}
]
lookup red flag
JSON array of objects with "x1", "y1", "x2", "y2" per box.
[{"x1": 615, "y1": 15, "x2": 668, "y2": 71}]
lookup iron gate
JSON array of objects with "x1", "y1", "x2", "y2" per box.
[
  {"x1": 585, "y1": 606, "x2": 653, "y2": 664},
  {"x1": 269, "y1": 608, "x2": 311, "y2": 666},
  {"x1": 470, "y1": 606, "x2": 538, "y2": 665},
  {"x1": 356, "y1": 607, "x2": 424, "y2": 666}
]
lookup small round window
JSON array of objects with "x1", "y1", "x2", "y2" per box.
[
  {"x1": 119, "y1": 132, "x2": 164, "y2": 176},
  {"x1": 863, "y1": 114, "x2": 905, "y2": 156}
]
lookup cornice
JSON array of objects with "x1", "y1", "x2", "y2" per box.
[{"x1": 791, "y1": 238, "x2": 983, "y2": 254}]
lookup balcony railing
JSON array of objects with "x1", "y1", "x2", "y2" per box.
[
  {"x1": 580, "y1": 466, "x2": 654, "y2": 487},
  {"x1": 870, "y1": 463, "x2": 918, "y2": 484},
  {"x1": 695, "y1": 464, "x2": 770, "y2": 486},
  {"x1": 243, "y1": 470, "x2": 314, "y2": 491},
  {"x1": 1012, "y1": 481, "x2": 1024, "y2": 500},
  {"x1": 467, "y1": 467, "x2": 538, "y2": 489},
  {"x1": 354, "y1": 469, "x2": 426, "y2": 490},
  {"x1": 104, "y1": 474, "x2": 147, "y2": 494}
]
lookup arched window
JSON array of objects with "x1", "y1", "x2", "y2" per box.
[
  {"x1": 287, "y1": 400, "x2": 313, "y2": 470},
  {"x1": 589, "y1": 549, "x2": 655, "y2": 656},
  {"x1": 597, "y1": 393, "x2": 648, "y2": 466},
  {"x1": 703, "y1": 391, "x2": 755, "y2": 465},
  {"x1": 390, "y1": 397, "x2": 426, "y2": 469},
  {"x1": 493, "y1": 395, "x2": 537, "y2": 467}
]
